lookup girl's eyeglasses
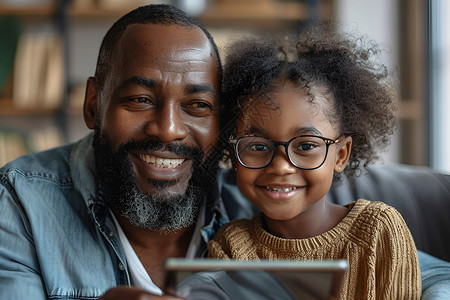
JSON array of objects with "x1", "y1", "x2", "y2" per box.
[{"x1": 229, "y1": 135, "x2": 342, "y2": 170}]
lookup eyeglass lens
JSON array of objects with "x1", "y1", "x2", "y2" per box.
[{"x1": 236, "y1": 136, "x2": 329, "y2": 169}]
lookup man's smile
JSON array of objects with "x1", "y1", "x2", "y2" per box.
[
  {"x1": 138, "y1": 154, "x2": 185, "y2": 169},
  {"x1": 129, "y1": 149, "x2": 196, "y2": 187}
]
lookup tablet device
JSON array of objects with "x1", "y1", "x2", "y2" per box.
[{"x1": 163, "y1": 258, "x2": 348, "y2": 300}]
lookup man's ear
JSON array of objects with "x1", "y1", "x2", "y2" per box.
[
  {"x1": 83, "y1": 77, "x2": 99, "y2": 130},
  {"x1": 334, "y1": 136, "x2": 352, "y2": 173}
]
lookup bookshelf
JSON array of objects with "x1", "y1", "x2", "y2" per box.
[
  {"x1": 0, "y1": 1, "x2": 68, "y2": 166},
  {"x1": 0, "y1": 0, "x2": 332, "y2": 166}
]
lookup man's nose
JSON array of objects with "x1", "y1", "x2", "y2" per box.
[{"x1": 144, "y1": 102, "x2": 188, "y2": 143}]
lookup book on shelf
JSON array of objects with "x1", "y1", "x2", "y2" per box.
[
  {"x1": 0, "y1": 125, "x2": 63, "y2": 167},
  {"x1": 12, "y1": 32, "x2": 64, "y2": 110},
  {"x1": 0, "y1": 15, "x2": 22, "y2": 96},
  {"x1": 0, "y1": 130, "x2": 28, "y2": 167},
  {"x1": 42, "y1": 34, "x2": 64, "y2": 109}
]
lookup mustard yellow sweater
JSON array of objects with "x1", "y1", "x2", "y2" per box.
[{"x1": 208, "y1": 199, "x2": 421, "y2": 300}]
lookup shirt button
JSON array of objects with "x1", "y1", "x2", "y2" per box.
[
  {"x1": 109, "y1": 231, "x2": 114, "y2": 237},
  {"x1": 119, "y1": 263, "x2": 125, "y2": 271}
]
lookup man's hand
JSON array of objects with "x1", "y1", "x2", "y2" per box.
[{"x1": 99, "y1": 286, "x2": 183, "y2": 300}]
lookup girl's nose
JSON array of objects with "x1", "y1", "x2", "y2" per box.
[{"x1": 264, "y1": 146, "x2": 297, "y2": 175}]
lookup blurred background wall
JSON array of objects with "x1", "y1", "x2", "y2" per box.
[{"x1": 0, "y1": 0, "x2": 448, "y2": 173}]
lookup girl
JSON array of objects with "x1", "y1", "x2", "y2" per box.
[{"x1": 209, "y1": 26, "x2": 421, "y2": 299}]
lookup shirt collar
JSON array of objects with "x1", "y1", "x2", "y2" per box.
[{"x1": 70, "y1": 133, "x2": 97, "y2": 208}]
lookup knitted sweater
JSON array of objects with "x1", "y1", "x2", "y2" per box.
[{"x1": 208, "y1": 199, "x2": 421, "y2": 300}]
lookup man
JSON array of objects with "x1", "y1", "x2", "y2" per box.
[
  {"x1": 0, "y1": 4, "x2": 449, "y2": 300},
  {"x1": 0, "y1": 5, "x2": 225, "y2": 299}
]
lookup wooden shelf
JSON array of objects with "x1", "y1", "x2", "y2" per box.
[
  {"x1": 0, "y1": 98, "x2": 58, "y2": 116},
  {"x1": 68, "y1": 4, "x2": 130, "y2": 19},
  {"x1": 1, "y1": 0, "x2": 328, "y2": 24},
  {"x1": 0, "y1": 3, "x2": 56, "y2": 16},
  {"x1": 67, "y1": 0, "x2": 312, "y2": 27},
  {"x1": 198, "y1": 0, "x2": 307, "y2": 28}
]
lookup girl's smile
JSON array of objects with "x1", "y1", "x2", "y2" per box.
[{"x1": 258, "y1": 184, "x2": 304, "y2": 200}]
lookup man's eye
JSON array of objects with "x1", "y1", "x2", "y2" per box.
[
  {"x1": 185, "y1": 101, "x2": 214, "y2": 114},
  {"x1": 191, "y1": 102, "x2": 211, "y2": 109},
  {"x1": 132, "y1": 97, "x2": 150, "y2": 104}
]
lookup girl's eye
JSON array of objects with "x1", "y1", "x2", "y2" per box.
[
  {"x1": 296, "y1": 143, "x2": 317, "y2": 151},
  {"x1": 249, "y1": 144, "x2": 269, "y2": 152}
]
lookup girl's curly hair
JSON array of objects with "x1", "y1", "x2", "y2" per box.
[{"x1": 220, "y1": 23, "x2": 398, "y2": 180}]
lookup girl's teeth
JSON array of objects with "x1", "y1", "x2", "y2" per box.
[{"x1": 266, "y1": 187, "x2": 297, "y2": 193}]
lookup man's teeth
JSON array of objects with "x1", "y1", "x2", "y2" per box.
[
  {"x1": 265, "y1": 187, "x2": 297, "y2": 193},
  {"x1": 138, "y1": 154, "x2": 185, "y2": 168}
]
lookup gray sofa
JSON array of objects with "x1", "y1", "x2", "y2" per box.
[{"x1": 220, "y1": 164, "x2": 450, "y2": 262}]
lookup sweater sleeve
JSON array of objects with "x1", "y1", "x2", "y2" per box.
[
  {"x1": 207, "y1": 221, "x2": 233, "y2": 259},
  {"x1": 373, "y1": 205, "x2": 421, "y2": 300},
  {"x1": 207, "y1": 218, "x2": 259, "y2": 260},
  {"x1": 207, "y1": 220, "x2": 243, "y2": 259},
  {"x1": 208, "y1": 236, "x2": 231, "y2": 259}
]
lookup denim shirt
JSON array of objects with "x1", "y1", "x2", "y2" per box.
[{"x1": 0, "y1": 134, "x2": 229, "y2": 299}]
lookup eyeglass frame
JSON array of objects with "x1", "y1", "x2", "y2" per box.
[{"x1": 229, "y1": 134, "x2": 344, "y2": 170}]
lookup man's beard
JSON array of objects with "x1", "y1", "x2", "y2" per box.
[{"x1": 92, "y1": 129, "x2": 219, "y2": 231}]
